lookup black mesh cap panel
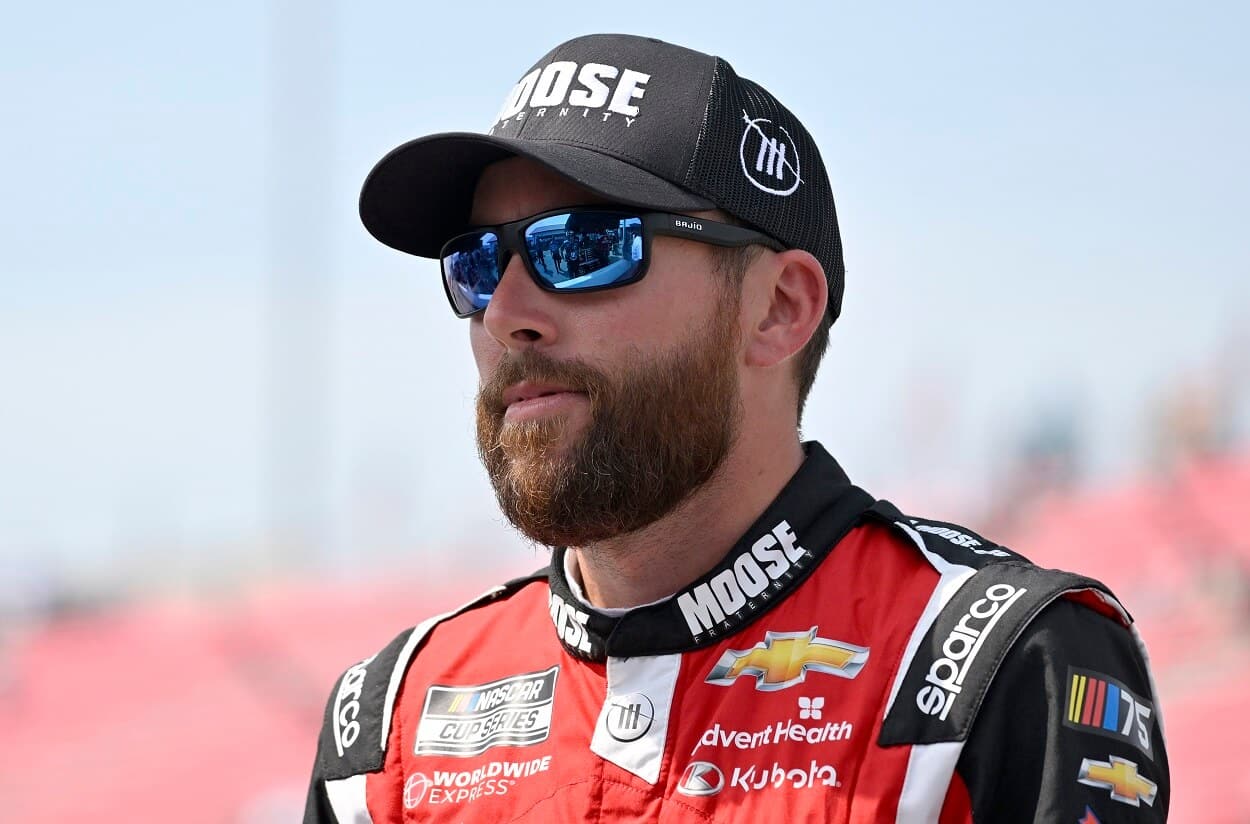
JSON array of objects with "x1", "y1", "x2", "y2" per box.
[{"x1": 682, "y1": 58, "x2": 844, "y2": 321}]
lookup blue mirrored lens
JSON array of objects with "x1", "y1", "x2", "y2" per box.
[
  {"x1": 524, "y1": 213, "x2": 644, "y2": 290},
  {"x1": 442, "y1": 232, "x2": 500, "y2": 315}
]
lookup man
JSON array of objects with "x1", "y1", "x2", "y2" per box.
[
  {"x1": 550, "y1": 237, "x2": 562, "y2": 273},
  {"x1": 305, "y1": 34, "x2": 1169, "y2": 823},
  {"x1": 561, "y1": 228, "x2": 584, "y2": 278}
]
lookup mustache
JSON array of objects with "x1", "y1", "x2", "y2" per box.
[{"x1": 477, "y1": 350, "x2": 609, "y2": 416}]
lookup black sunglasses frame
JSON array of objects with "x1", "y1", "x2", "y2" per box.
[{"x1": 438, "y1": 206, "x2": 786, "y2": 318}]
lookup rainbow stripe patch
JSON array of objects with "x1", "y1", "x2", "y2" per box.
[{"x1": 1063, "y1": 668, "x2": 1154, "y2": 756}]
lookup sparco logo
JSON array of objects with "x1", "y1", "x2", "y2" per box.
[
  {"x1": 549, "y1": 591, "x2": 592, "y2": 655},
  {"x1": 492, "y1": 60, "x2": 650, "y2": 130},
  {"x1": 916, "y1": 583, "x2": 1027, "y2": 720},
  {"x1": 739, "y1": 111, "x2": 802, "y2": 196},
  {"x1": 333, "y1": 654, "x2": 376, "y2": 757},
  {"x1": 677, "y1": 520, "x2": 808, "y2": 638}
]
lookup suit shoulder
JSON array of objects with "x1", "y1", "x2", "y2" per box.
[
  {"x1": 863, "y1": 499, "x2": 1029, "y2": 570},
  {"x1": 312, "y1": 567, "x2": 549, "y2": 780},
  {"x1": 869, "y1": 502, "x2": 1141, "y2": 748}
]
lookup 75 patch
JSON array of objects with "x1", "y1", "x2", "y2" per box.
[{"x1": 1064, "y1": 667, "x2": 1153, "y2": 757}]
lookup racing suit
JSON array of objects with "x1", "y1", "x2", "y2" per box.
[{"x1": 304, "y1": 443, "x2": 1170, "y2": 822}]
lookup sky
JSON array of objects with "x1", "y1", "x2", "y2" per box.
[{"x1": 1, "y1": 1, "x2": 1247, "y2": 594}]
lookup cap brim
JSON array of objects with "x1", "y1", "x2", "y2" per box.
[{"x1": 358, "y1": 132, "x2": 715, "y2": 258}]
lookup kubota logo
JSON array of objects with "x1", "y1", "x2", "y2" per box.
[{"x1": 705, "y1": 627, "x2": 868, "y2": 691}]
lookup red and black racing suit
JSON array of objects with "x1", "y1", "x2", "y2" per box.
[{"x1": 304, "y1": 443, "x2": 1170, "y2": 822}]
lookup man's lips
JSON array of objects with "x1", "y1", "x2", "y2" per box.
[
  {"x1": 502, "y1": 381, "x2": 580, "y2": 407},
  {"x1": 501, "y1": 381, "x2": 587, "y2": 421}
]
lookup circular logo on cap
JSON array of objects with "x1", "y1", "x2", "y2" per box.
[
  {"x1": 604, "y1": 692, "x2": 655, "y2": 742},
  {"x1": 677, "y1": 761, "x2": 725, "y2": 797},
  {"x1": 739, "y1": 111, "x2": 803, "y2": 197}
]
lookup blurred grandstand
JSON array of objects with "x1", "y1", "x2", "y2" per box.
[{"x1": 2, "y1": 431, "x2": 1246, "y2": 821}]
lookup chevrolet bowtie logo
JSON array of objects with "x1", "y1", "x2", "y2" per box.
[
  {"x1": 1078, "y1": 755, "x2": 1158, "y2": 807},
  {"x1": 705, "y1": 627, "x2": 869, "y2": 691}
]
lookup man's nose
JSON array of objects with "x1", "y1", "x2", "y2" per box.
[{"x1": 481, "y1": 252, "x2": 559, "y2": 348}]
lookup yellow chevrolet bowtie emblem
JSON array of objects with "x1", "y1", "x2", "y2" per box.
[
  {"x1": 705, "y1": 627, "x2": 869, "y2": 691},
  {"x1": 1078, "y1": 755, "x2": 1158, "y2": 807}
]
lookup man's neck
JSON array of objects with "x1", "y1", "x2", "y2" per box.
[{"x1": 567, "y1": 432, "x2": 806, "y2": 610}]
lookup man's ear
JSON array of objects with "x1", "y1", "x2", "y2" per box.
[{"x1": 742, "y1": 249, "x2": 828, "y2": 369}]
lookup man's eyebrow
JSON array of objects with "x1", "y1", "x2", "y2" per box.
[{"x1": 468, "y1": 199, "x2": 621, "y2": 226}]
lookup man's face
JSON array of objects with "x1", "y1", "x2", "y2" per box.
[{"x1": 470, "y1": 157, "x2": 744, "y2": 547}]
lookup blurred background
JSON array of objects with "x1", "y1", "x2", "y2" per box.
[{"x1": 1, "y1": 1, "x2": 1246, "y2": 820}]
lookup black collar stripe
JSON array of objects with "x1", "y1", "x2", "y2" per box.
[{"x1": 547, "y1": 443, "x2": 875, "y2": 662}]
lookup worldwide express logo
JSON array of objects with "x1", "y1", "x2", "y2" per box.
[
  {"x1": 1064, "y1": 668, "x2": 1154, "y2": 756},
  {"x1": 414, "y1": 667, "x2": 558, "y2": 757},
  {"x1": 705, "y1": 627, "x2": 868, "y2": 691},
  {"x1": 403, "y1": 756, "x2": 553, "y2": 809}
]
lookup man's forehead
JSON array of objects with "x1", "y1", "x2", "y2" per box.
[
  {"x1": 469, "y1": 157, "x2": 611, "y2": 225},
  {"x1": 468, "y1": 156, "x2": 731, "y2": 229}
]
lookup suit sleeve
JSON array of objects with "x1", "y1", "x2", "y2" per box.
[
  {"x1": 302, "y1": 669, "x2": 352, "y2": 824},
  {"x1": 300, "y1": 628, "x2": 420, "y2": 824},
  {"x1": 302, "y1": 735, "x2": 338, "y2": 824},
  {"x1": 953, "y1": 598, "x2": 1170, "y2": 822}
]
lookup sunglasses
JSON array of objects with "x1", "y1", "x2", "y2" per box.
[{"x1": 439, "y1": 206, "x2": 785, "y2": 318}]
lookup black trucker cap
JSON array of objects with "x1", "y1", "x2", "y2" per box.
[{"x1": 359, "y1": 33, "x2": 846, "y2": 321}]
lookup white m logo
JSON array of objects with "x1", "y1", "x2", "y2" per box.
[
  {"x1": 739, "y1": 111, "x2": 802, "y2": 196},
  {"x1": 755, "y1": 134, "x2": 787, "y2": 180}
]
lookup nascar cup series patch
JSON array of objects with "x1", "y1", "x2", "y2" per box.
[{"x1": 415, "y1": 667, "x2": 558, "y2": 757}]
